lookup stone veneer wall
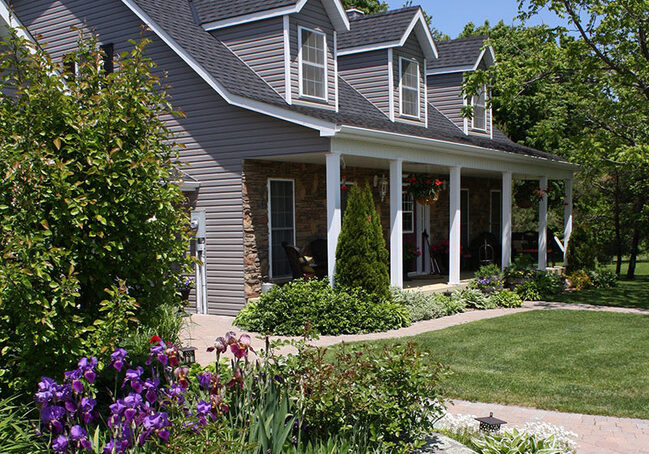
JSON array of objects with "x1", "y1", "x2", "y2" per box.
[{"x1": 242, "y1": 159, "x2": 502, "y2": 298}]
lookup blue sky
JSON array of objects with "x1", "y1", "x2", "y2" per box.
[{"x1": 386, "y1": 0, "x2": 567, "y2": 38}]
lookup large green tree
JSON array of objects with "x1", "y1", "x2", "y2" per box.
[
  {"x1": 342, "y1": 0, "x2": 388, "y2": 14},
  {"x1": 462, "y1": 3, "x2": 649, "y2": 277},
  {"x1": 0, "y1": 30, "x2": 191, "y2": 394}
]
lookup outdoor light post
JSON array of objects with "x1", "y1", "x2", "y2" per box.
[{"x1": 475, "y1": 412, "x2": 507, "y2": 432}]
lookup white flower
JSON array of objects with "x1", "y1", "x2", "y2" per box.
[{"x1": 146, "y1": 215, "x2": 157, "y2": 223}]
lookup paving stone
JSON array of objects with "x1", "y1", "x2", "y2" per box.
[{"x1": 417, "y1": 434, "x2": 477, "y2": 453}]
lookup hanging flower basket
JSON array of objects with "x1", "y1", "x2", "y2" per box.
[
  {"x1": 416, "y1": 194, "x2": 440, "y2": 205},
  {"x1": 405, "y1": 174, "x2": 445, "y2": 203},
  {"x1": 514, "y1": 180, "x2": 565, "y2": 210}
]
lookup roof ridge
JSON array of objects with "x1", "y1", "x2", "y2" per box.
[{"x1": 348, "y1": 5, "x2": 420, "y2": 22}]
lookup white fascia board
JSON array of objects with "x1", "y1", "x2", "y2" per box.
[
  {"x1": 400, "y1": 10, "x2": 437, "y2": 60},
  {"x1": 202, "y1": 4, "x2": 301, "y2": 31},
  {"x1": 472, "y1": 46, "x2": 496, "y2": 70},
  {"x1": 337, "y1": 40, "x2": 402, "y2": 56},
  {"x1": 334, "y1": 125, "x2": 579, "y2": 177},
  {"x1": 426, "y1": 65, "x2": 474, "y2": 76},
  {"x1": 120, "y1": 0, "x2": 337, "y2": 135},
  {"x1": 321, "y1": 0, "x2": 350, "y2": 32},
  {"x1": 0, "y1": 0, "x2": 36, "y2": 44}
]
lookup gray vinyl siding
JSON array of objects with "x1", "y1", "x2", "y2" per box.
[
  {"x1": 427, "y1": 72, "x2": 465, "y2": 130},
  {"x1": 393, "y1": 32, "x2": 426, "y2": 126},
  {"x1": 338, "y1": 50, "x2": 390, "y2": 118},
  {"x1": 13, "y1": 0, "x2": 329, "y2": 316},
  {"x1": 289, "y1": 0, "x2": 336, "y2": 107},
  {"x1": 211, "y1": 18, "x2": 287, "y2": 99}
]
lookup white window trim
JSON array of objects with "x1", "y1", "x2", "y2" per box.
[
  {"x1": 297, "y1": 26, "x2": 328, "y2": 102},
  {"x1": 471, "y1": 84, "x2": 488, "y2": 132},
  {"x1": 267, "y1": 178, "x2": 296, "y2": 280},
  {"x1": 399, "y1": 57, "x2": 420, "y2": 120},
  {"x1": 402, "y1": 192, "x2": 415, "y2": 234},
  {"x1": 490, "y1": 189, "x2": 501, "y2": 235}
]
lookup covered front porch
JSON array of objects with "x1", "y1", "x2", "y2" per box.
[{"x1": 242, "y1": 129, "x2": 576, "y2": 299}]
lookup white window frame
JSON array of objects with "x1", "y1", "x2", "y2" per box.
[
  {"x1": 489, "y1": 189, "x2": 501, "y2": 235},
  {"x1": 399, "y1": 57, "x2": 420, "y2": 119},
  {"x1": 298, "y1": 26, "x2": 328, "y2": 102},
  {"x1": 471, "y1": 84, "x2": 487, "y2": 131},
  {"x1": 402, "y1": 192, "x2": 415, "y2": 234},
  {"x1": 267, "y1": 178, "x2": 296, "y2": 280}
]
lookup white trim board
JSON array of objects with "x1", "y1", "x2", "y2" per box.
[
  {"x1": 398, "y1": 56, "x2": 420, "y2": 120},
  {"x1": 202, "y1": 0, "x2": 349, "y2": 32},
  {"x1": 297, "y1": 25, "x2": 329, "y2": 102}
]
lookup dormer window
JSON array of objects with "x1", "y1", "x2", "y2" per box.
[
  {"x1": 472, "y1": 86, "x2": 487, "y2": 131},
  {"x1": 399, "y1": 57, "x2": 419, "y2": 118},
  {"x1": 299, "y1": 27, "x2": 327, "y2": 100}
]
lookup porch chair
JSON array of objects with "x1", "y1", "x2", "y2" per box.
[{"x1": 281, "y1": 242, "x2": 326, "y2": 279}]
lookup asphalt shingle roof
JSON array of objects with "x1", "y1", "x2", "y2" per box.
[
  {"x1": 128, "y1": 0, "x2": 566, "y2": 163},
  {"x1": 337, "y1": 7, "x2": 419, "y2": 50},
  {"x1": 427, "y1": 35, "x2": 487, "y2": 70},
  {"x1": 193, "y1": 0, "x2": 298, "y2": 24}
]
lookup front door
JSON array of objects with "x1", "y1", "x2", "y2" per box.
[{"x1": 402, "y1": 192, "x2": 417, "y2": 275}]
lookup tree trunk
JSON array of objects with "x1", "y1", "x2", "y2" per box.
[
  {"x1": 626, "y1": 226, "x2": 640, "y2": 279},
  {"x1": 614, "y1": 169, "x2": 623, "y2": 275}
]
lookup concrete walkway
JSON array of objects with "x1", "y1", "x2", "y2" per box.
[
  {"x1": 448, "y1": 399, "x2": 649, "y2": 454},
  {"x1": 182, "y1": 301, "x2": 649, "y2": 365}
]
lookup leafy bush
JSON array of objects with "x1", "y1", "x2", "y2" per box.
[
  {"x1": 0, "y1": 396, "x2": 45, "y2": 453},
  {"x1": 474, "y1": 264, "x2": 503, "y2": 281},
  {"x1": 473, "y1": 264, "x2": 505, "y2": 294},
  {"x1": 489, "y1": 289, "x2": 524, "y2": 308},
  {"x1": 392, "y1": 288, "x2": 458, "y2": 322},
  {"x1": 472, "y1": 428, "x2": 571, "y2": 454},
  {"x1": 0, "y1": 32, "x2": 191, "y2": 395},
  {"x1": 234, "y1": 279, "x2": 409, "y2": 335},
  {"x1": 294, "y1": 342, "x2": 448, "y2": 453},
  {"x1": 588, "y1": 268, "x2": 618, "y2": 288},
  {"x1": 335, "y1": 185, "x2": 390, "y2": 300},
  {"x1": 515, "y1": 272, "x2": 565, "y2": 301},
  {"x1": 567, "y1": 270, "x2": 592, "y2": 290},
  {"x1": 451, "y1": 288, "x2": 493, "y2": 309},
  {"x1": 566, "y1": 224, "x2": 597, "y2": 273}
]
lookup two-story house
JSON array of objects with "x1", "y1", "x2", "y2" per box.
[{"x1": 2, "y1": 0, "x2": 577, "y2": 316}]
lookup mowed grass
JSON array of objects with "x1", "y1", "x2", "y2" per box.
[
  {"x1": 356, "y1": 310, "x2": 649, "y2": 419},
  {"x1": 555, "y1": 261, "x2": 649, "y2": 309}
]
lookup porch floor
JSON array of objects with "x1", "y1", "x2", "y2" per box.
[{"x1": 403, "y1": 272, "x2": 475, "y2": 295}]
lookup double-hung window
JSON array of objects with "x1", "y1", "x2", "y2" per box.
[
  {"x1": 400, "y1": 57, "x2": 419, "y2": 118},
  {"x1": 472, "y1": 85, "x2": 487, "y2": 130},
  {"x1": 402, "y1": 193, "x2": 414, "y2": 233},
  {"x1": 268, "y1": 179, "x2": 295, "y2": 279},
  {"x1": 299, "y1": 27, "x2": 326, "y2": 100}
]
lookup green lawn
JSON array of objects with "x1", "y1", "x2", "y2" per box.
[
  {"x1": 554, "y1": 261, "x2": 649, "y2": 309},
  {"x1": 357, "y1": 310, "x2": 649, "y2": 419}
]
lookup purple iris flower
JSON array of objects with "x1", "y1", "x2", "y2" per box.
[
  {"x1": 42, "y1": 405, "x2": 66, "y2": 434},
  {"x1": 196, "y1": 400, "x2": 211, "y2": 415},
  {"x1": 111, "y1": 348, "x2": 128, "y2": 372},
  {"x1": 80, "y1": 397, "x2": 96, "y2": 424},
  {"x1": 124, "y1": 367, "x2": 144, "y2": 393},
  {"x1": 143, "y1": 378, "x2": 160, "y2": 404},
  {"x1": 70, "y1": 425, "x2": 86, "y2": 441},
  {"x1": 146, "y1": 342, "x2": 168, "y2": 366},
  {"x1": 35, "y1": 377, "x2": 57, "y2": 403},
  {"x1": 52, "y1": 434, "x2": 68, "y2": 452},
  {"x1": 72, "y1": 379, "x2": 84, "y2": 394},
  {"x1": 197, "y1": 372, "x2": 212, "y2": 389}
]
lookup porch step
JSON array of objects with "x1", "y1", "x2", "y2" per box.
[{"x1": 404, "y1": 278, "x2": 472, "y2": 296}]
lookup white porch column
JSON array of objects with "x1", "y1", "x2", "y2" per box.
[
  {"x1": 389, "y1": 159, "x2": 403, "y2": 287},
  {"x1": 326, "y1": 153, "x2": 341, "y2": 285},
  {"x1": 501, "y1": 171, "x2": 512, "y2": 269},
  {"x1": 538, "y1": 176, "x2": 548, "y2": 270},
  {"x1": 563, "y1": 178, "x2": 573, "y2": 266},
  {"x1": 449, "y1": 166, "x2": 461, "y2": 285}
]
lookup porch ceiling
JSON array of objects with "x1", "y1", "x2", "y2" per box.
[{"x1": 251, "y1": 153, "x2": 512, "y2": 178}]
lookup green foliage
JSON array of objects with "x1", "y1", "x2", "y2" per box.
[
  {"x1": 341, "y1": 0, "x2": 387, "y2": 14},
  {"x1": 475, "y1": 264, "x2": 504, "y2": 281},
  {"x1": 0, "y1": 396, "x2": 45, "y2": 453},
  {"x1": 392, "y1": 288, "x2": 459, "y2": 322},
  {"x1": 294, "y1": 343, "x2": 447, "y2": 453},
  {"x1": 566, "y1": 224, "x2": 597, "y2": 272},
  {"x1": 588, "y1": 268, "x2": 618, "y2": 288},
  {"x1": 567, "y1": 270, "x2": 592, "y2": 290},
  {"x1": 489, "y1": 289, "x2": 524, "y2": 308},
  {"x1": 515, "y1": 272, "x2": 565, "y2": 301},
  {"x1": 335, "y1": 185, "x2": 390, "y2": 299},
  {"x1": 234, "y1": 279, "x2": 409, "y2": 336},
  {"x1": 0, "y1": 31, "x2": 191, "y2": 395},
  {"x1": 451, "y1": 288, "x2": 492, "y2": 309},
  {"x1": 472, "y1": 428, "x2": 566, "y2": 454}
]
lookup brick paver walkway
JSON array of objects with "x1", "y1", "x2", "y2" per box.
[
  {"x1": 182, "y1": 302, "x2": 649, "y2": 453},
  {"x1": 448, "y1": 399, "x2": 649, "y2": 454}
]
